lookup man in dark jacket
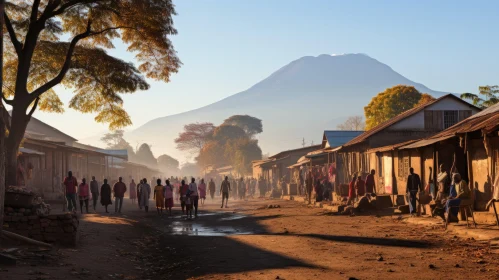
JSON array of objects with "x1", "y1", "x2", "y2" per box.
[
  {"x1": 90, "y1": 176, "x2": 99, "y2": 212},
  {"x1": 113, "y1": 177, "x2": 127, "y2": 213},
  {"x1": 406, "y1": 168, "x2": 421, "y2": 215}
]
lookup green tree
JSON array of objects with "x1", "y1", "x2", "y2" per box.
[
  {"x1": 222, "y1": 115, "x2": 262, "y2": 137},
  {"x1": 364, "y1": 85, "x2": 432, "y2": 130},
  {"x1": 461, "y1": 85, "x2": 499, "y2": 108},
  {"x1": 0, "y1": 0, "x2": 180, "y2": 186},
  {"x1": 225, "y1": 138, "x2": 262, "y2": 175},
  {"x1": 212, "y1": 125, "x2": 247, "y2": 144}
]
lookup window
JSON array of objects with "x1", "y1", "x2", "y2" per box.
[
  {"x1": 444, "y1": 110, "x2": 459, "y2": 129},
  {"x1": 398, "y1": 156, "x2": 410, "y2": 179},
  {"x1": 424, "y1": 110, "x2": 443, "y2": 130}
]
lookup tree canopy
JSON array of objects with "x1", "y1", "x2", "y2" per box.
[
  {"x1": 461, "y1": 85, "x2": 499, "y2": 109},
  {"x1": 364, "y1": 85, "x2": 434, "y2": 130},
  {"x1": 157, "y1": 154, "x2": 179, "y2": 173},
  {"x1": 222, "y1": 115, "x2": 262, "y2": 137},
  {"x1": 0, "y1": 0, "x2": 180, "y2": 185},
  {"x1": 135, "y1": 143, "x2": 157, "y2": 168},
  {"x1": 337, "y1": 116, "x2": 365, "y2": 131},
  {"x1": 174, "y1": 122, "x2": 215, "y2": 154}
]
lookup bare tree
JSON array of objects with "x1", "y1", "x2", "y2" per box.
[{"x1": 337, "y1": 116, "x2": 365, "y2": 131}]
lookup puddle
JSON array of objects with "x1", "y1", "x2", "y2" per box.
[
  {"x1": 165, "y1": 221, "x2": 253, "y2": 236},
  {"x1": 219, "y1": 214, "x2": 246, "y2": 221}
]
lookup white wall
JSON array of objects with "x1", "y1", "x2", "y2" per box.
[{"x1": 388, "y1": 97, "x2": 480, "y2": 130}]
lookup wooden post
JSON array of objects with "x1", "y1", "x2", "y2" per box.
[{"x1": 0, "y1": 0, "x2": 6, "y2": 240}]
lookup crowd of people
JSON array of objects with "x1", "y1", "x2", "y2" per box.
[{"x1": 61, "y1": 172, "x2": 275, "y2": 218}]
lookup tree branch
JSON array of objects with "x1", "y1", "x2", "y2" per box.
[
  {"x1": 4, "y1": 13, "x2": 22, "y2": 55},
  {"x1": 30, "y1": 20, "x2": 92, "y2": 100},
  {"x1": 30, "y1": 0, "x2": 41, "y2": 22},
  {"x1": 27, "y1": 97, "x2": 40, "y2": 117}
]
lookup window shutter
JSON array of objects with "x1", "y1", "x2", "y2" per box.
[
  {"x1": 424, "y1": 111, "x2": 433, "y2": 130},
  {"x1": 433, "y1": 110, "x2": 443, "y2": 130}
]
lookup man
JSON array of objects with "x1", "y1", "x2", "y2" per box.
[
  {"x1": 208, "y1": 178, "x2": 216, "y2": 200},
  {"x1": 365, "y1": 169, "x2": 376, "y2": 196},
  {"x1": 220, "y1": 176, "x2": 231, "y2": 208},
  {"x1": 306, "y1": 171, "x2": 313, "y2": 204},
  {"x1": 406, "y1": 168, "x2": 421, "y2": 215},
  {"x1": 189, "y1": 178, "x2": 199, "y2": 217},
  {"x1": 63, "y1": 171, "x2": 78, "y2": 212},
  {"x1": 90, "y1": 176, "x2": 99, "y2": 212},
  {"x1": 113, "y1": 177, "x2": 127, "y2": 213}
]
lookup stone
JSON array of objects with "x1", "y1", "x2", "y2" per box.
[
  {"x1": 50, "y1": 221, "x2": 60, "y2": 227},
  {"x1": 54, "y1": 227, "x2": 64, "y2": 234},
  {"x1": 429, "y1": 264, "x2": 436, "y2": 269},
  {"x1": 11, "y1": 216, "x2": 20, "y2": 222},
  {"x1": 4, "y1": 216, "x2": 12, "y2": 222},
  {"x1": 30, "y1": 229, "x2": 41, "y2": 235},
  {"x1": 31, "y1": 223, "x2": 41, "y2": 229},
  {"x1": 44, "y1": 227, "x2": 54, "y2": 233},
  {"x1": 18, "y1": 208, "x2": 25, "y2": 213},
  {"x1": 28, "y1": 215, "x2": 38, "y2": 220},
  {"x1": 64, "y1": 226, "x2": 74, "y2": 233},
  {"x1": 5, "y1": 207, "x2": 14, "y2": 213},
  {"x1": 48, "y1": 215, "x2": 58, "y2": 220},
  {"x1": 377, "y1": 255, "x2": 384, "y2": 261},
  {"x1": 20, "y1": 217, "x2": 28, "y2": 222},
  {"x1": 17, "y1": 223, "x2": 29, "y2": 230}
]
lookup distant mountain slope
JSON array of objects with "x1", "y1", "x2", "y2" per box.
[{"x1": 128, "y1": 53, "x2": 449, "y2": 161}]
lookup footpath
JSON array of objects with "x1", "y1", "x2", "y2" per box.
[{"x1": 282, "y1": 195, "x2": 499, "y2": 245}]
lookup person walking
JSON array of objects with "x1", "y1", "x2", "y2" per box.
[
  {"x1": 154, "y1": 179, "x2": 165, "y2": 215},
  {"x1": 78, "y1": 178, "x2": 90, "y2": 214},
  {"x1": 140, "y1": 178, "x2": 151, "y2": 212},
  {"x1": 208, "y1": 178, "x2": 216, "y2": 200},
  {"x1": 164, "y1": 179, "x2": 174, "y2": 217},
  {"x1": 90, "y1": 176, "x2": 99, "y2": 212},
  {"x1": 100, "y1": 179, "x2": 112, "y2": 213},
  {"x1": 137, "y1": 179, "x2": 143, "y2": 209},
  {"x1": 365, "y1": 170, "x2": 376, "y2": 197},
  {"x1": 347, "y1": 174, "x2": 357, "y2": 205},
  {"x1": 220, "y1": 176, "x2": 231, "y2": 208},
  {"x1": 198, "y1": 179, "x2": 207, "y2": 206},
  {"x1": 63, "y1": 171, "x2": 78, "y2": 213},
  {"x1": 113, "y1": 177, "x2": 127, "y2": 214},
  {"x1": 179, "y1": 180, "x2": 189, "y2": 214},
  {"x1": 406, "y1": 168, "x2": 421, "y2": 216},
  {"x1": 129, "y1": 179, "x2": 137, "y2": 205},
  {"x1": 189, "y1": 178, "x2": 199, "y2": 217}
]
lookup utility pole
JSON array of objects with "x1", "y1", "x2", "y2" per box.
[{"x1": 0, "y1": 0, "x2": 6, "y2": 239}]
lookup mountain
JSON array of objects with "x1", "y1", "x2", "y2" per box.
[{"x1": 127, "y1": 53, "x2": 448, "y2": 161}]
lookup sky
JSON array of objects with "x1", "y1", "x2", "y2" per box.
[{"x1": 33, "y1": 0, "x2": 499, "y2": 144}]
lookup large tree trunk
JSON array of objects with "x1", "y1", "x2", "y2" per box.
[{"x1": 6, "y1": 107, "x2": 30, "y2": 187}]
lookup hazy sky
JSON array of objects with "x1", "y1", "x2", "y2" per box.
[{"x1": 34, "y1": 0, "x2": 499, "y2": 143}]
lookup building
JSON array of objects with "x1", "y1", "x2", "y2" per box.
[{"x1": 336, "y1": 94, "x2": 481, "y2": 196}]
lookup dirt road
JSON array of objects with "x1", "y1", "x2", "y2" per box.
[{"x1": 2, "y1": 198, "x2": 499, "y2": 280}]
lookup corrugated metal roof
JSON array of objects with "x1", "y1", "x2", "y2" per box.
[
  {"x1": 269, "y1": 145, "x2": 321, "y2": 160},
  {"x1": 399, "y1": 102, "x2": 499, "y2": 150},
  {"x1": 366, "y1": 139, "x2": 418, "y2": 153},
  {"x1": 19, "y1": 147, "x2": 45, "y2": 156},
  {"x1": 343, "y1": 94, "x2": 480, "y2": 147},
  {"x1": 322, "y1": 130, "x2": 364, "y2": 148}
]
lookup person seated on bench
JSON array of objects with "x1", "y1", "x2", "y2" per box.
[{"x1": 445, "y1": 173, "x2": 471, "y2": 223}]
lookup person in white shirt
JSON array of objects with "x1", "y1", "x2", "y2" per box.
[{"x1": 188, "y1": 178, "x2": 199, "y2": 217}]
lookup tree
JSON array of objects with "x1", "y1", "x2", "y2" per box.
[
  {"x1": 212, "y1": 125, "x2": 247, "y2": 143},
  {"x1": 337, "y1": 116, "x2": 365, "y2": 131},
  {"x1": 0, "y1": 0, "x2": 180, "y2": 186},
  {"x1": 180, "y1": 162, "x2": 200, "y2": 177},
  {"x1": 100, "y1": 129, "x2": 136, "y2": 161},
  {"x1": 225, "y1": 138, "x2": 262, "y2": 175},
  {"x1": 157, "y1": 154, "x2": 179, "y2": 172},
  {"x1": 416, "y1": 93, "x2": 436, "y2": 106},
  {"x1": 222, "y1": 115, "x2": 262, "y2": 137},
  {"x1": 196, "y1": 141, "x2": 228, "y2": 168},
  {"x1": 135, "y1": 143, "x2": 157, "y2": 168},
  {"x1": 174, "y1": 122, "x2": 215, "y2": 154},
  {"x1": 461, "y1": 85, "x2": 499, "y2": 109},
  {"x1": 364, "y1": 85, "x2": 432, "y2": 130}
]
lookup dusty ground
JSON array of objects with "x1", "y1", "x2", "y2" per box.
[{"x1": 2, "y1": 197, "x2": 499, "y2": 280}]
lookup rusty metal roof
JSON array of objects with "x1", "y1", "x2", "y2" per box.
[
  {"x1": 399, "y1": 102, "x2": 499, "y2": 149},
  {"x1": 366, "y1": 139, "x2": 418, "y2": 153},
  {"x1": 343, "y1": 94, "x2": 479, "y2": 147},
  {"x1": 269, "y1": 145, "x2": 321, "y2": 159}
]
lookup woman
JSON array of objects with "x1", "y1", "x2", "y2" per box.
[
  {"x1": 78, "y1": 178, "x2": 90, "y2": 214},
  {"x1": 198, "y1": 179, "x2": 207, "y2": 206},
  {"x1": 164, "y1": 179, "x2": 174, "y2": 217},
  {"x1": 137, "y1": 180, "x2": 143, "y2": 209},
  {"x1": 347, "y1": 175, "x2": 357, "y2": 205},
  {"x1": 100, "y1": 179, "x2": 112, "y2": 213},
  {"x1": 129, "y1": 179, "x2": 137, "y2": 204},
  {"x1": 314, "y1": 179, "x2": 323, "y2": 202},
  {"x1": 154, "y1": 179, "x2": 165, "y2": 215}
]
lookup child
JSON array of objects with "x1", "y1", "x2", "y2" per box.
[{"x1": 185, "y1": 195, "x2": 193, "y2": 219}]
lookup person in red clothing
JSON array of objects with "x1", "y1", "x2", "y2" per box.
[
  {"x1": 78, "y1": 178, "x2": 90, "y2": 214},
  {"x1": 347, "y1": 174, "x2": 357, "y2": 205},
  {"x1": 365, "y1": 169, "x2": 376, "y2": 197},
  {"x1": 355, "y1": 175, "x2": 366, "y2": 198},
  {"x1": 113, "y1": 177, "x2": 127, "y2": 213},
  {"x1": 63, "y1": 171, "x2": 78, "y2": 212},
  {"x1": 179, "y1": 180, "x2": 189, "y2": 214}
]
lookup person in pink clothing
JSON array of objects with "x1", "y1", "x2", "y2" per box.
[
  {"x1": 198, "y1": 179, "x2": 207, "y2": 206},
  {"x1": 164, "y1": 179, "x2": 174, "y2": 217},
  {"x1": 78, "y1": 178, "x2": 90, "y2": 214}
]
